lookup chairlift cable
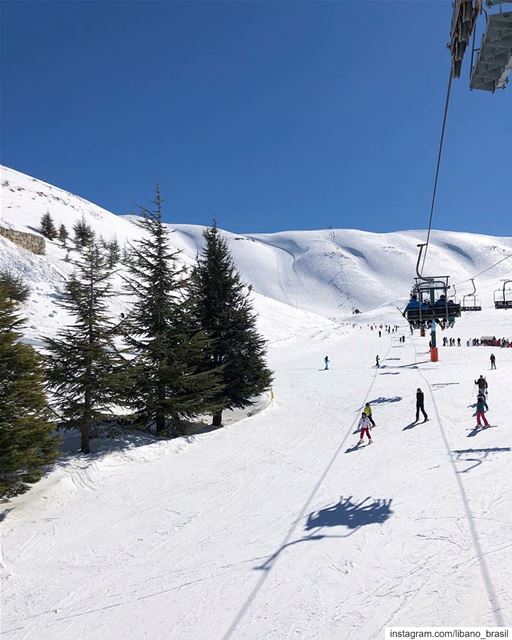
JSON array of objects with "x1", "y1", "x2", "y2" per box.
[
  {"x1": 421, "y1": 69, "x2": 454, "y2": 274},
  {"x1": 453, "y1": 251, "x2": 512, "y2": 286}
]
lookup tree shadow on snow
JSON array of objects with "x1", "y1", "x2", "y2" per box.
[
  {"x1": 380, "y1": 372, "x2": 400, "y2": 376},
  {"x1": 255, "y1": 496, "x2": 393, "y2": 571}
]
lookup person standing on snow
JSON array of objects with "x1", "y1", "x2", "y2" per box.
[
  {"x1": 357, "y1": 412, "x2": 373, "y2": 445},
  {"x1": 375, "y1": 355, "x2": 380, "y2": 368},
  {"x1": 415, "y1": 388, "x2": 428, "y2": 422},
  {"x1": 324, "y1": 356, "x2": 330, "y2": 370},
  {"x1": 363, "y1": 402, "x2": 376, "y2": 427},
  {"x1": 475, "y1": 395, "x2": 490, "y2": 428},
  {"x1": 475, "y1": 375, "x2": 488, "y2": 396},
  {"x1": 490, "y1": 354, "x2": 496, "y2": 370}
]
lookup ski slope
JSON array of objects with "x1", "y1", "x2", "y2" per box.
[{"x1": 1, "y1": 165, "x2": 512, "y2": 638}]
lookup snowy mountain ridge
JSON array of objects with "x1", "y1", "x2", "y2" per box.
[{"x1": 2, "y1": 164, "x2": 511, "y2": 329}]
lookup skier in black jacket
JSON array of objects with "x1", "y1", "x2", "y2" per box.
[{"x1": 416, "y1": 388, "x2": 428, "y2": 422}]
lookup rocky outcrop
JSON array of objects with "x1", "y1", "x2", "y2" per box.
[{"x1": 0, "y1": 226, "x2": 46, "y2": 255}]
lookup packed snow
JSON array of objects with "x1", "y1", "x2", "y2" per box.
[{"x1": 1, "y1": 165, "x2": 511, "y2": 638}]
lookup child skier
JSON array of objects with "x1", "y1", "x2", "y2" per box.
[
  {"x1": 357, "y1": 412, "x2": 373, "y2": 445},
  {"x1": 475, "y1": 395, "x2": 490, "y2": 428},
  {"x1": 363, "y1": 402, "x2": 376, "y2": 427}
]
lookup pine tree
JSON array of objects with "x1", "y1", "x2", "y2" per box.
[
  {"x1": 106, "y1": 238, "x2": 120, "y2": 268},
  {"x1": 58, "y1": 224, "x2": 69, "y2": 246},
  {"x1": 0, "y1": 271, "x2": 30, "y2": 303},
  {"x1": 190, "y1": 223, "x2": 272, "y2": 426},
  {"x1": 73, "y1": 217, "x2": 95, "y2": 250},
  {"x1": 39, "y1": 211, "x2": 57, "y2": 240},
  {"x1": 123, "y1": 187, "x2": 223, "y2": 435},
  {"x1": 44, "y1": 243, "x2": 120, "y2": 453},
  {"x1": 0, "y1": 287, "x2": 58, "y2": 498}
]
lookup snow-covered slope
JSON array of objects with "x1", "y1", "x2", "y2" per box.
[
  {"x1": 2, "y1": 165, "x2": 512, "y2": 328},
  {"x1": 2, "y1": 165, "x2": 512, "y2": 639}
]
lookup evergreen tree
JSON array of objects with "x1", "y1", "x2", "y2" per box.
[
  {"x1": 39, "y1": 211, "x2": 57, "y2": 240},
  {"x1": 58, "y1": 224, "x2": 69, "y2": 246},
  {"x1": 190, "y1": 223, "x2": 272, "y2": 426},
  {"x1": 44, "y1": 243, "x2": 120, "y2": 453},
  {"x1": 0, "y1": 271, "x2": 30, "y2": 303},
  {"x1": 0, "y1": 287, "x2": 58, "y2": 498},
  {"x1": 73, "y1": 217, "x2": 95, "y2": 250},
  {"x1": 106, "y1": 238, "x2": 120, "y2": 268},
  {"x1": 123, "y1": 187, "x2": 223, "y2": 435}
]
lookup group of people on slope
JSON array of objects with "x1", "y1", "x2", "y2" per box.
[
  {"x1": 356, "y1": 389, "x2": 428, "y2": 446},
  {"x1": 355, "y1": 376, "x2": 496, "y2": 446}
]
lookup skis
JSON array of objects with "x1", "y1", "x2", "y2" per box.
[
  {"x1": 466, "y1": 425, "x2": 498, "y2": 430},
  {"x1": 345, "y1": 441, "x2": 373, "y2": 453}
]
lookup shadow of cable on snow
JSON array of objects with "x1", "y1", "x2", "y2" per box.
[{"x1": 255, "y1": 496, "x2": 393, "y2": 571}]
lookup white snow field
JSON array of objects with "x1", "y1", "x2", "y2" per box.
[{"x1": 1, "y1": 165, "x2": 512, "y2": 639}]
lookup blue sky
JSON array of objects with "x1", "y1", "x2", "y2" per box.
[{"x1": 1, "y1": 0, "x2": 511, "y2": 234}]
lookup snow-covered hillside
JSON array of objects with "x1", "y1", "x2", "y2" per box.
[
  {"x1": 2, "y1": 164, "x2": 512, "y2": 327},
  {"x1": 1, "y1": 165, "x2": 512, "y2": 638}
]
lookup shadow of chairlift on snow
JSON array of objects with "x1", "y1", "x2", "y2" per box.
[
  {"x1": 432, "y1": 382, "x2": 460, "y2": 391},
  {"x1": 255, "y1": 496, "x2": 393, "y2": 571},
  {"x1": 367, "y1": 396, "x2": 402, "y2": 405},
  {"x1": 452, "y1": 447, "x2": 510, "y2": 473}
]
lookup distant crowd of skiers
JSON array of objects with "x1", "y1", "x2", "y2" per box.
[{"x1": 469, "y1": 337, "x2": 512, "y2": 348}]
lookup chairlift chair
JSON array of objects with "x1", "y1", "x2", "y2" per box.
[
  {"x1": 405, "y1": 277, "x2": 462, "y2": 328},
  {"x1": 403, "y1": 244, "x2": 462, "y2": 329},
  {"x1": 470, "y1": 3, "x2": 512, "y2": 91},
  {"x1": 461, "y1": 279, "x2": 482, "y2": 311},
  {"x1": 494, "y1": 279, "x2": 512, "y2": 308}
]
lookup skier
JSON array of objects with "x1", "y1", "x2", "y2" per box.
[
  {"x1": 415, "y1": 388, "x2": 428, "y2": 422},
  {"x1": 475, "y1": 395, "x2": 490, "y2": 428},
  {"x1": 324, "y1": 356, "x2": 330, "y2": 370},
  {"x1": 363, "y1": 402, "x2": 376, "y2": 427},
  {"x1": 375, "y1": 355, "x2": 380, "y2": 368},
  {"x1": 474, "y1": 375, "x2": 488, "y2": 396},
  {"x1": 357, "y1": 412, "x2": 373, "y2": 445},
  {"x1": 490, "y1": 354, "x2": 496, "y2": 370},
  {"x1": 378, "y1": 330, "x2": 382, "y2": 338}
]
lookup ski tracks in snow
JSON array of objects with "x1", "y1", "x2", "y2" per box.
[{"x1": 412, "y1": 344, "x2": 506, "y2": 627}]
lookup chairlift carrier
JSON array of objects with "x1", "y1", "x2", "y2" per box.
[
  {"x1": 449, "y1": 0, "x2": 512, "y2": 91},
  {"x1": 494, "y1": 279, "x2": 512, "y2": 308},
  {"x1": 461, "y1": 279, "x2": 482, "y2": 311}
]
